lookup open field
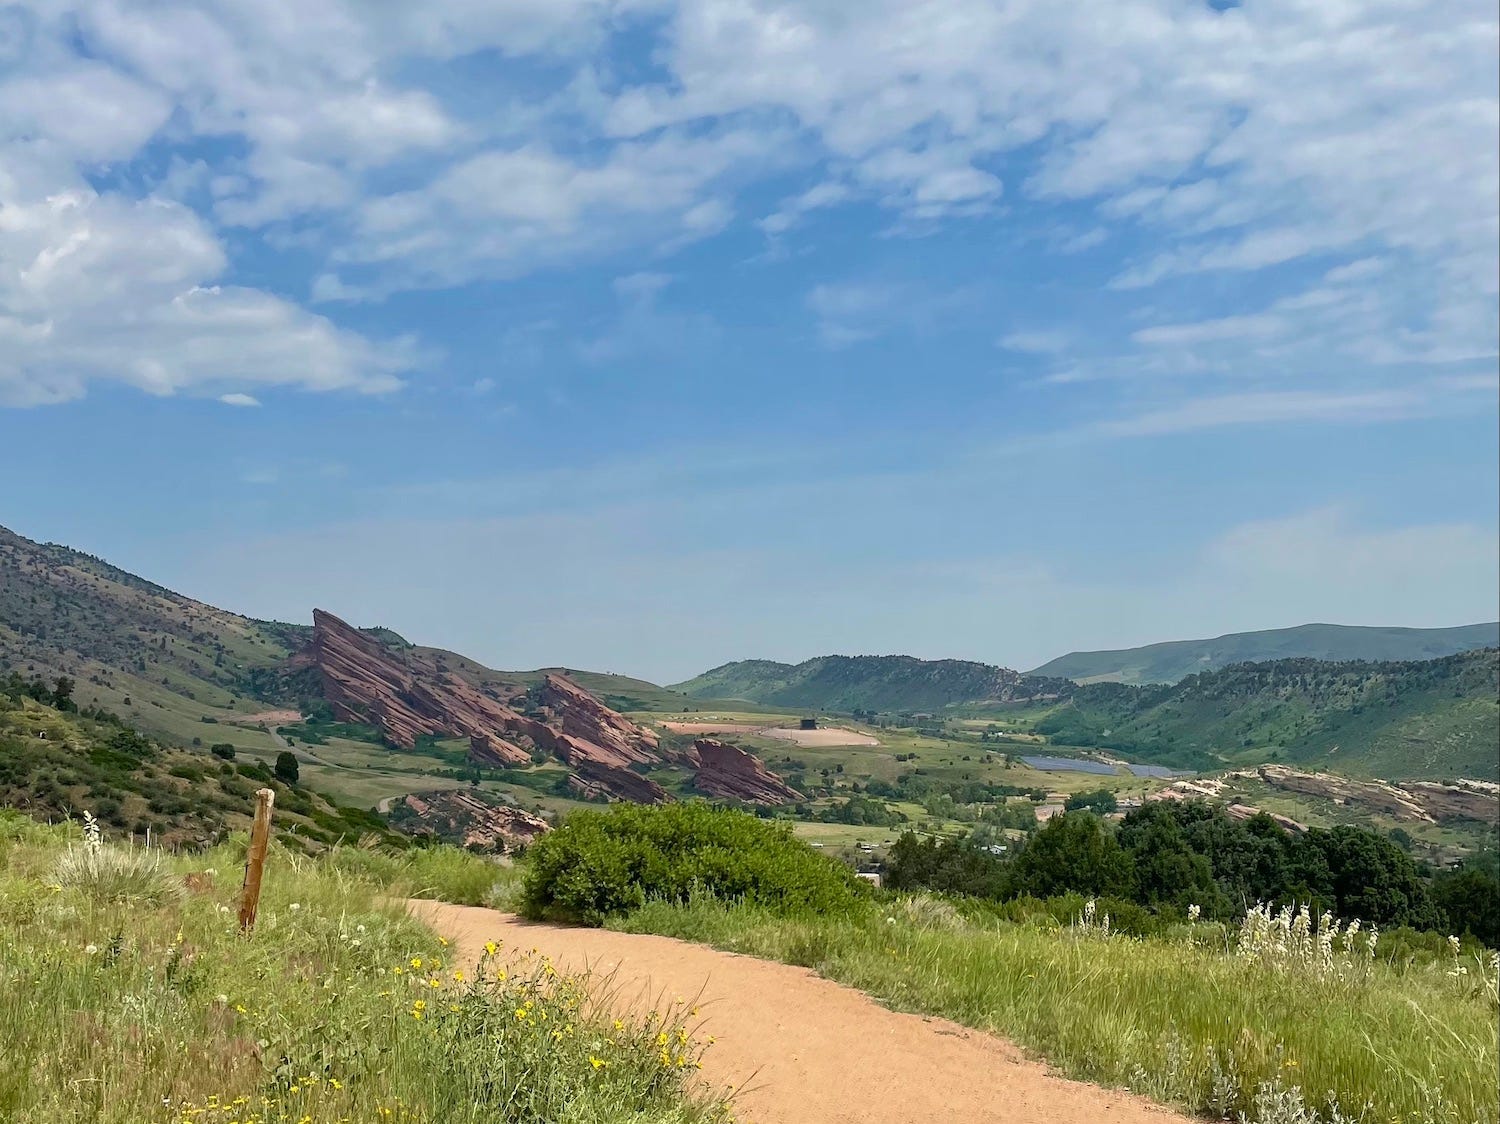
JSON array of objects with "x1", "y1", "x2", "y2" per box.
[
  {"x1": 761, "y1": 726, "x2": 881, "y2": 746},
  {"x1": 659, "y1": 722, "x2": 764, "y2": 735}
]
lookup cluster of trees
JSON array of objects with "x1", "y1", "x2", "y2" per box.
[
  {"x1": 4, "y1": 673, "x2": 76, "y2": 712},
  {"x1": 811, "y1": 794, "x2": 908, "y2": 827},
  {"x1": 1063, "y1": 788, "x2": 1118, "y2": 814},
  {"x1": 865, "y1": 774, "x2": 1047, "y2": 805},
  {"x1": 885, "y1": 800, "x2": 1500, "y2": 945}
]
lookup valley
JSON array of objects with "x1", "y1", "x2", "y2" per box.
[
  {"x1": 3, "y1": 522, "x2": 1495, "y2": 868},
  {"x1": 3, "y1": 519, "x2": 1497, "y2": 1124}
]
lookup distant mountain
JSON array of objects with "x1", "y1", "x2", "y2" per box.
[
  {"x1": 670, "y1": 655, "x2": 1071, "y2": 712},
  {"x1": 1038, "y1": 651, "x2": 1500, "y2": 781},
  {"x1": 1030, "y1": 623, "x2": 1500, "y2": 685}
]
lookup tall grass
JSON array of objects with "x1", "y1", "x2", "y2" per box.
[
  {"x1": 614, "y1": 893, "x2": 1498, "y2": 1124},
  {"x1": 0, "y1": 812, "x2": 723, "y2": 1123}
]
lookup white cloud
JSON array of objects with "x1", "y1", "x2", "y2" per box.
[
  {"x1": 805, "y1": 281, "x2": 904, "y2": 349},
  {"x1": 1092, "y1": 379, "x2": 1496, "y2": 438},
  {"x1": 760, "y1": 181, "x2": 851, "y2": 236},
  {"x1": 321, "y1": 128, "x2": 787, "y2": 294},
  {"x1": 219, "y1": 393, "x2": 261, "y2": 407},
  {"x1": 0, "y1": 189, "x2": 414, "y2": 406},
  {"x1": 0, "y1": 0, "x2": 1493, "y2": 423}
]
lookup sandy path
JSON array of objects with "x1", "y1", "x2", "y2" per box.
[{"x1": 411, "y1": 901, "x2": 1189, "y2": 1124}]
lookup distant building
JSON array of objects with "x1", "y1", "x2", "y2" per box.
[
  {"x1": 799, "y1": 717, "x2": 818, "y2": 730},
  {"x1": 856, "y1": 871, "x2": 882, "y2": 888}
]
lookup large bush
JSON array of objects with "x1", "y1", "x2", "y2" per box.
[{"x1": 521, "y1": 802, "x2": 866, "y2": 924}]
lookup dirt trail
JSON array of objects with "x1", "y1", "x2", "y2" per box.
[{"x1": 411, "y1": 901, "x2": 1190, "y2": 1124}]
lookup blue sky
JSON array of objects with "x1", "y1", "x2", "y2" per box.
[{"x1": 2, "y1": 0, "x2": 1497, "y2": 682}]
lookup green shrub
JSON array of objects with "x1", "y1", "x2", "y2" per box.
[{"x1": 522, "y1": 802, "x2": 866, "y2": 924}]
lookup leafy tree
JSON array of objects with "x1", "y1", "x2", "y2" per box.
[
  {"x1": 274, "y1": 751, "x2": 300, "y2": 785},
  {"x1": 51, "y1": 676, "x2": 77, "y2": 711},
  {"x1": 1433, "y1": 866, "x2": 1500, "y2": 947},
  {"x1": 1064, "y1": 788, "x2": 1118, "y2": 814},
  {"x1": 1009, "y1": 812, "x2": 1134, "y2": 899},
  {"x1": 210, "y1": 743, "x2": 236, "y2": 760},
  {"x1": 1116, "y1": 805, "x2": 1222, "y2": 913},
  {"x1": 1290, "y1": 825, "x2": 1442, "y2": 930},
  {"x1": 885, "y1": 833, "x2": 1008, "y2": 898}
]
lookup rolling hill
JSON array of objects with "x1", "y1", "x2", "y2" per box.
[
  {"x1": 0, "y1": 684, "x2": 397, "y2": 849},
  {"x1": 1030, "y1": 622, "x2": 1500, "y2": 685},
  {"x1": 1035, "y1": 650, "x2": 1500, "y2": 780},
  {"x1": 0, "y1": 523, "x2": 798, "y2": 811},
  {"x1": 669, "y1": 655, "x2": 1072, "y2": 712}
]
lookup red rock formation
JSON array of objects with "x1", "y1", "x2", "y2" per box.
[
  {"x1": 301, "y1": 611, "x2": 670, "y2": 800},
  {"x1": 1225, "y1": 802, "x2": 1306, "y2": 834},
  {"x1": 307, "y1": 610, "x2": 531, "y2": 764},
  {"x1": 566, "y1": 774, "x2": 614, "y2": 802},
  {"x1": 538, "y1": 674, "x2": 660, "y2": 765},
  {"x1": 1404, "y1": 780, "x2": 1499, "y2": 824},
  {"x1": 573, "y1": 759, "x2": 668, "y2": 805},
  {"x1": 394, "y1": 790, "x2": 550, "y2": 852},
  {"x1": 690, "y1": 738, "x2": 803, "y2": 805}
]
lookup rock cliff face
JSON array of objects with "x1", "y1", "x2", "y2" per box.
[
  {"x1": 391, "y1": 790, "x2": 550, "y2": 852},
  {"x1": 1257, "y1": 765, "x2": 1499, "y2": 825},
  {"x1": 299, "y1": 610, "x2": 668, "y2": 801},
  {"x1": 303, "y1": 609, "x2": 531, "y2": 763},
  {"x1": 1404, "y1": 779, "x2": 1499, "y2": 823},
  {"x1": 688, "y1": 739, "x2": 803, "y2": 805}
]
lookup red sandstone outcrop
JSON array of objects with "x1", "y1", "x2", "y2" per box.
[
  {"x1": 688, "y1": 739, "x2": 803, "y2": 805},
  {"x1": 1404, "y1": 779, "x2": 1499, "y2": 824},
  {"x1": 393, "y1": 790, "x2": 550, "y2": 852},
  {"x1": 1257, "y1": 764, "x2": 1432, "y2": 821},
  {"x1": 539, "y1": 674, "x2": 659, "y2": 764},
  {"x1": 298, "y1": 611, "x2": 669, "y2": 801},
  {"x1": 302, "y1": 610, "x2": 531, "y2": 764},
  {"x1": 1225, "y1": 802, "x2": 1306, "y2": 834},
  {"x1": 572, "y1": 759, "x2": 668, "y2": 804}
]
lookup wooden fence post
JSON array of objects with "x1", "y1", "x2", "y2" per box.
[{"x1": 238, "y1": 788, "x2": 276, "y2": 933}]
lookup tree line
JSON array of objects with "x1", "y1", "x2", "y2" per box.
[{"x1": 885, "y1": 799, "x2": 1499, "y2": 946}]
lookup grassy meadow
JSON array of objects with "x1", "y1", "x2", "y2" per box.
[
  {"x1": 614, "y1": 893, "x2": 1499, "y2": 1124},
  {"x1": 0, "y1": 812, "x2": 726, "y2": 1124}
]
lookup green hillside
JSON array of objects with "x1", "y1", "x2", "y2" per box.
[
  {"x1": 0, "y1": 678, "x2": 397, "y2": 848},
  {"x1": 1034, "y1": 650, "x2": 1500, "y2": 780},
  {"x1": 670, "y1": 655, "x2": 1071, "y2": 712},
  {"x1": 1030, "y1": 622, "x2": 1500, "y2": 685}
]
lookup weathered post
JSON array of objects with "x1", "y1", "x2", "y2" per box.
[{"x1": 238, "y1": 787, "x2": 276, "y2": 933}]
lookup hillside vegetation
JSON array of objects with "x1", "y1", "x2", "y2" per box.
[
  {"x1": 0, "y1": 679, "x2": 394, "y2": 849},
  {"x1": 1036, "y1": 650, "x2": 1500, "y2": 779},
  {"x1": 0, "y1": 812, "x2": 727, "y2": 1123},
  {"x1": 671, "y1": 654, "x2": 1069, "y2": 712},
  {"x1": 1031, "y1": 622, "x2": 1499, "y2": 685}
]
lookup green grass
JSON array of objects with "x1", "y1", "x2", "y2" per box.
[
  {"x1": 0, "y1": 812, "x2": 726, "y2": 1124},
  {"x1": 613, "y1": 894, "x2": 1498, "y2": 1124}
]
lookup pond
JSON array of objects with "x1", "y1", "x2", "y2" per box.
[{"x1": 1020, "y1": 755, "x2": 1121, "y2": 775}]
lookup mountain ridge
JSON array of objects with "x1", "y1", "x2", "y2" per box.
[
  {"x1": 670, "y1": 654, "x2": 1071, "y2": 712},
  {"x1": 1029, "y1": 622, "x2": 1500, "y2": 685}
]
